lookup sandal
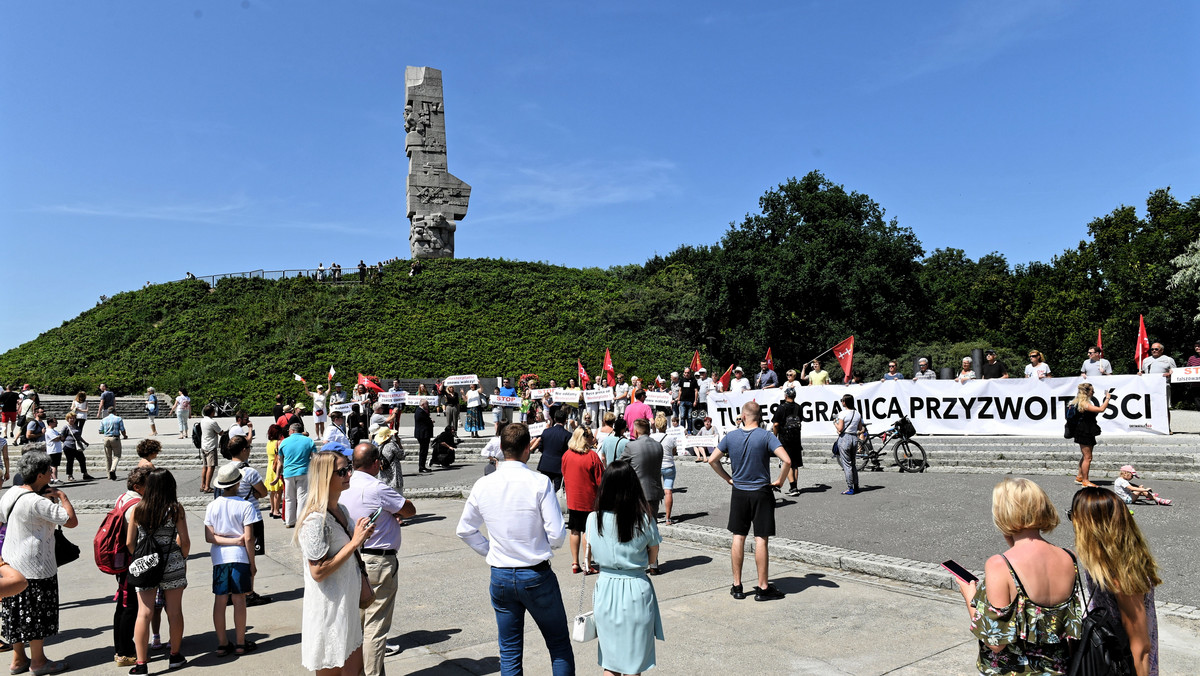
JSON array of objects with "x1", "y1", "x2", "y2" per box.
[
  {"x1": 664, "y1": 519, "x2": 674, "y2": 526},
  {"x1": 571, "y1": 563, "x2": 582, "y2": 574},
  {"x1": 1080, "y1": 480, "x2": 1098, "y2": 488},
  {"x1": 235, "y1": 641, "x2": 257, "y2": 655},
  {"x1": 215, "y1": 644, "x2": 233, "y2": 658},
  {"x1": 587, "y1": 563, "x2": 599, "y2": 575}
]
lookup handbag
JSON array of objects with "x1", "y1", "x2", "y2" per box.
[
  {"x1": 54, "y1": 526, "x2": 80, "y2": 567},
  {"x1": 127, "y1": 515, "x2": 177, "y2": 589},
  {"x1": 570, "y1": 541, "x2": 597, "y2": 643},
  {"x1": 1067, "y1": 563, "x2": 1136, "y2": 676},
  {"x1": 331, "y1": 510, "x2": 376, "y2": 609}
]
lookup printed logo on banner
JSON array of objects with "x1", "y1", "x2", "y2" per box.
[
  {"x1": 643, "y1": 391, "x2": 672, "y2": 407},
  {"x1": 443, "y1": 374, "x2": 480, "y2": 387},
  {"x1": 584, "y1": 387, "x2": 615, "y2": 404},
  {"x1": 527, "y1": 423, "x2": 547, "y2": 437}
]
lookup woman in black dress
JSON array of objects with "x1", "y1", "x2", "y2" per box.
[{"x1": 1070, "y1": 383, "x2": 1112, "y2": 488}]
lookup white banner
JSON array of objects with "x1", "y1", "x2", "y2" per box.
[
  {"x1": 666, "y1": 425, "x2": 686, "y2": 439},
  {"x1": 683, "y1": 434, "x2": 718, "y2": 448},
  {"x1": 491, "y1": 395, "x2": 521, "y2": 407},
  {"x1": 416, "y1": 395, "x2": 440, "y2": 407},
  {"x1": 644, "y1": 391, "x2": 672, "y2": 407},
  {"x1": 704, "y1": 375, "x2": 1170, "y2": 436},
  {"x1": 552, "y1": 388, "x2": 582, "y2": 405},
  {"x1": 530, "y1": 388, "x2": 549, "y2": 400},
  {"x1": 331, "y1": 403, "x2": 355, "y2": 414},
  {"x1": 378, "y1": 391, "x2": 407, "y2": 405},
  {"x1": 584, "y1": 387, "x2": 614, "y2": 404},
  {"x1": 1171, "y1": 366, "x2": 1200, "y2": 384},
  {"x1": 527, "y1": 422, "x2": 547, "y2": 437},
  {"x1": 443, "y1": 374, "x2": 479, "y2": 387}
]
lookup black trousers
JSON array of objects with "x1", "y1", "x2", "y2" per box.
[
  {"x1": 64, "y1": 445, "x2": 88, "y2": 476},
  {"x1": 417, "y1": 437, "x2": 430, "y2": 469},
  {"x1": 113, "y1": 574, "x2": 139, "y2": 657}
]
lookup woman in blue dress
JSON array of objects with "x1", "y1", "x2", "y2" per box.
[{"x1": 585, "y1": 460, "x2": 664, "y2": 675}]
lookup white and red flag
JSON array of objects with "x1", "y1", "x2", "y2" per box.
[
  {"x1": 764, "y1": 347, "x2": 774, "y2": 372},
  {"x1": 328, "y1": 365, "x2": 336, "y2": 382},
  {"x1": 602, "y1": 348, "x2": 616, "y2": 387},
  {"x1": 293, "y1": 373, "x2": 306, "y2": 383},
  {"x1": 1134, "y1": 315, "x2": 1150, "y2": 371},
  {"x1": 832, "y1": 336, "x2": 855, "y2": 383},
  {"x1": 578, "y1": 360, "x2": 591, "y2": 389}
]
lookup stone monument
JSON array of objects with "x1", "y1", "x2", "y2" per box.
[{"x1": 405, "y1": 66, "x2": 470, "y2": 259}]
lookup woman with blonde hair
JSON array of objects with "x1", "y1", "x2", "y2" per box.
[
  {"x1": 1070, "y1": 383, "x2": 1112, "y2": 487},
  {"x1": 954, "y1": 478, "x2": 1081, "y2": 675},
  {"x1": 561, "y1": 427, "x2": 603, "y2": 575},
  {"x1": 295, "y1": 451, "x2": 373, "y2": 675},
  {"x1": 649, "y1": 412, "x2": 679, "y2": 525},
  {"x1": 1069, "y1": 487, "x2": 1161, "y2": 676}
]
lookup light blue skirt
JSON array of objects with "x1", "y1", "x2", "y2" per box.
[{"x1": 594, "y1": 568, "x2": 664, "y2": 673}]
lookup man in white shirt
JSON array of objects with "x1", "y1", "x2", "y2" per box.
[
  {"x1": 695, "y1": 367, "x2": 714, "y2": 416},
  {"x1": 730, "y1": 366, "x2": 751, "y2": 393},
  {"x1": 456, "y1": 423, "x2": 573, "y2": 675},
  {"x1": 200, "y1": 405, "x2": 223, "y2": 493},
  {"x1": 227, "y1": 410, "x2": 254, "y2": 446},
  {"x1": 1080, "y1": 346, "x2": 1112, "y2": 378},
  {"x1": 1141, "y1": 343, "x2": 1175, "y2": 378},
  {"x1": 613, "y1": 373, "x2": 631, "y2": 416}
]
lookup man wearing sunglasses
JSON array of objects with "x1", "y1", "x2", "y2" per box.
[
  {"x1": 1080, "y1": 346, "x2": 1112, "y2": 378},
  {"x1": 1140, "y1": 343, "x2": 1175, "y2": 379}
]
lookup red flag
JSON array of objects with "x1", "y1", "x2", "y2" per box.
[
  {"x1": 1134, "y1": 315, "x2": 1150, "y2": 371},
  {"x1": 833, "y1": 335, "x2": 855, "y2": 383},
  {"x1": 717, "y1": 364, "x2": 734, "y2": 391},
  {"x1": 357, "y1": 373, "x2": 383, "y2": 393},
  {"x1": 578, "y1": 360, "x2": 591, "y2": 390},
  {"x1": 1097, "y1": 328, "x2": 1103, "y2": 352},
  {"x1": 603, "y1": 348, "x2": 615, "y2": 387},
  {"x1": 764, "y1": 348, "x2": 774, "y2": 372},
  {"x1": 690, "y1": 350, "x2": 703, "y2": 373}
]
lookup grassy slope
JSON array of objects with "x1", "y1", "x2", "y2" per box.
[{"x1": 0, "y1": 259, "x2": 686, "y2": 413}]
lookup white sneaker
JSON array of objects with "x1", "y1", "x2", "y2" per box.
[{"x1": 384, "y1": 642, "x2": 403, "y2": 657}]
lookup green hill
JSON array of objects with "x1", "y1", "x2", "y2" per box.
[{"x1": 0, "y1": 258, "x2": 697, "y2": 414}]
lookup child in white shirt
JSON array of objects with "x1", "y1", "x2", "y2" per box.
[{"x1": 1113, "y1": 465, "x2": 1171, "y2": 506}]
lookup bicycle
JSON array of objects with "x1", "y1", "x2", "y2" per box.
[
  {"x1": 207, "y1": 395, "x2": 242, "y2": 418},
  {"x1": 855, "y1": 414, "x2": 926, "y2": 473}
]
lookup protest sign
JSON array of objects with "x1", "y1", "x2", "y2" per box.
[
  {"x1": 644, "y1": 391, "x2": 672, "y2": 407},
  {"x1": 530, "y1": 388, "x2": 549, "y2": 400},
  {"x1": 584, "y1": 387, "x2": 614, "y2": 404},
  {"x1": 683, "y1": 435, "x2": 718, "y2": 448},
  {"x1": 491, "y1": 395, "x2": 521, "y2": 407},
  {"x1": 527, "y1": 422, "x2": 547, "y2": 437},
  {"x1": 704, "y1": 375, "x2": 1169, "y2": 436},
  {"x1": 1171, "y1": 366, "x2": 1200, "y2": 384},
  {"x1": 331, "y1": 403, "x2": 355, "y2": 414},
  {"x1": 416, "y1": 395, "x2": 440, "y2": 407},
  {"x1": 443, "y1": 374, "x2": 479, "y2": 387},
  {"x1": 666, "y1": 426, "x2": 686, "y2": 439},
  {"x1": 378, "y1": 391, "x2": 407, "y2": 405},
  {"x1": 553, "y1": 388, "x2": 582, "y2": 406}
]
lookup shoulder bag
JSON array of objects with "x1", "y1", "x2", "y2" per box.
[
  {"x1": 126, "y1": 511, "x2": 177, "y2": 589},
  {"x1": 570, "y1": 540, "x2": 597, "y2": 642},
  {"x1": 1067, "y1": 554, "x2": 1136, "y2": 676}
]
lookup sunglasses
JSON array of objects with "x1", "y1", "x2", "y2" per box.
[
  {"x1": 334, "y1": 466, "x2": 353, "y2": 477},
  {"x1": 1066, "y1": 509, "x2": 1073, "y2": 522}
]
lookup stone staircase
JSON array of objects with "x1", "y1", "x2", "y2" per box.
[{"x1": 143, "y1": 435, "x2": 494, "y2": 470}]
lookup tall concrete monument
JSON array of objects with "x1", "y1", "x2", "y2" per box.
[{"x1": 405, "y1": 66, "x2": 470, "y2": 259}]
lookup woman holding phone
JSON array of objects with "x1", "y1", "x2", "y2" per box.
[
  {"x1": 1070, "y1": 383, "x2": 1111, "y2": 488},
  {"x1": 954, "y1": 478, "x2": 1082, "y2": 675}
]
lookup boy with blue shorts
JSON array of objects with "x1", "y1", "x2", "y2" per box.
[{"x1": 204, "y1": 463, "x2": 261, "y2": 655}]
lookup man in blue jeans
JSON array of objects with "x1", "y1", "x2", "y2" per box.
[{"x1": 456, "y1": 423, "x2": 574, "y2": 676}]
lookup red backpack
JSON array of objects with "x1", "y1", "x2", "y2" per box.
[{"x1": 94, "y1": 493, "x2": 140, "y2": 575}]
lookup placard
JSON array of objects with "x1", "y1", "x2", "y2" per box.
[
  {"x1": 378, "y1": 391, "x2": 407, "y2": 405},
  {"x1": 552, "y1": 388, "x2": 582, "y2": 402},
  {"x1": 644, "y1": 391, "x2": 672, "y2": 407},
  {"x1": 443, "y1": 374, "x2": 479, "y2": 387},
  {"x1": 418, "y1": 395, "x2": 440, "y2": 407},
  {"x1": 666, "y1": 426, "x2": 686, "y2": 439},
  {"x1": 491, "y1": 395, "x2": 521, "y2": 407},
  {"x1": 1171, "y1": 366, "x2": 1200, "y2": 384},
  {"x1": 527, "y1": 422, "x2": 547, "y2": 437},
  {"x1": 331, "y1": 403, "x2": 355, "y2": 414},
  {"x1": 704, "y1": 375, "x2": 1170, "y2": 436},
  {"x1": 683, "y1": 435, "x2": 718, "y2": 448},
  {"x1": 530, "y1": 388, "x2": 549, "y2": 400},
  {"x1": 584, "y1": 387, "x2": 615, "y2": 404}
]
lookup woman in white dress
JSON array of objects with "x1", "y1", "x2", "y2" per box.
[
  {"x1": 306, "y1": 385, "x2": 328, "y2": 441},
  {"x1": 295, "y1": 451, "x2": 373, "y2": 675}
]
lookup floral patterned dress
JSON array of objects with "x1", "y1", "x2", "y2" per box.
[{"x1": 969, "y1": 553, "x2": 1083, "y2": 675}]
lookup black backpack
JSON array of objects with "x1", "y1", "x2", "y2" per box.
[
  {"x1": 1068, "y1": 575, "x2": 1136, "y2": 676},
  {"x1": 1063, "y1": 404, "x2": 1079, "y2": 439},
  {"x1": 126, "y1": 515, "x2": 177, "y2": 589},
  {"x1": 191, "y1": 422, "x2": 202, "y2": 449}
]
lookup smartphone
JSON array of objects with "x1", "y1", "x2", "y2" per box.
[
  {"x1": 941, "y1": 559, "x2": 978, "y2": 584},
  {"x1": 367, "y1": 506, "x2": 384, "y2": 527}
]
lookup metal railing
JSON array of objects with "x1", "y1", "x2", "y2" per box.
[{"x1": 185, "y1": 268, "x2": 378, "y2": 286}]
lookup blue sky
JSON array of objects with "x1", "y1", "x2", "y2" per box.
[{"x1": 2, "y1": 1, "x2": 1197, "y2": 350}]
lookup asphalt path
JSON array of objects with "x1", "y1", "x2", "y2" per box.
[{"x1": 37, "y1": 447, "x2": 1200, "y2": 607}]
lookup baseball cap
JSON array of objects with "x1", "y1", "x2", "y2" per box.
[{"x1": 1119, "y1": 464, "x2": 1139, "y2": 477}]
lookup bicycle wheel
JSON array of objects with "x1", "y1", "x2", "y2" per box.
[
  {"x1": 892, "y1": 439, "x2": 927, "y2": 473},
  {"x1": 855, "y1": 439, "x2": 873, "y2": 472}
]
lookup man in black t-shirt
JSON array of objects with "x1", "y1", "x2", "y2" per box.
[
  {"x1": 981, "y1": 350, "x2": 1009, "y2": 379},
  {"x1": 771, "y1": 387, "x2": 805, "y2": 495},
  {"x1": 99, "y1": 383, "x2": 116, "y2": 418},
  {"x1": 678, "y1": 367, "x2": 698, "y2": 434}
]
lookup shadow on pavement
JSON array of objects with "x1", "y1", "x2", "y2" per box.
[
  {"x1": 394, "y1": 627, "x2": 463, "y2": 650},
  {"x1": 668, "y1": 511, "x2": 709, "y2": 522},
  {"x1": 772, "y1": 573, "x2": 840, "y2": 595},
  {"x1": 854, "y1": 485, "x2": 884, "y2": 493},
  {"x1": 405, "y1": 656, "x2": 500, "y2": 675},
  {"x1": 403, "y1": 514, "x2": 447, "y2": 526},
  {"x1": 797, "y1": 483, "x2": 832, "y2": 495},
  {"x1": 659, "y1": 555, "x2": 711, "y2": 573}
]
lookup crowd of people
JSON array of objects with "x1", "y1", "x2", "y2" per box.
[{"x1": 0, "y1": 351, "x2": 1186, "y2": 676}]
